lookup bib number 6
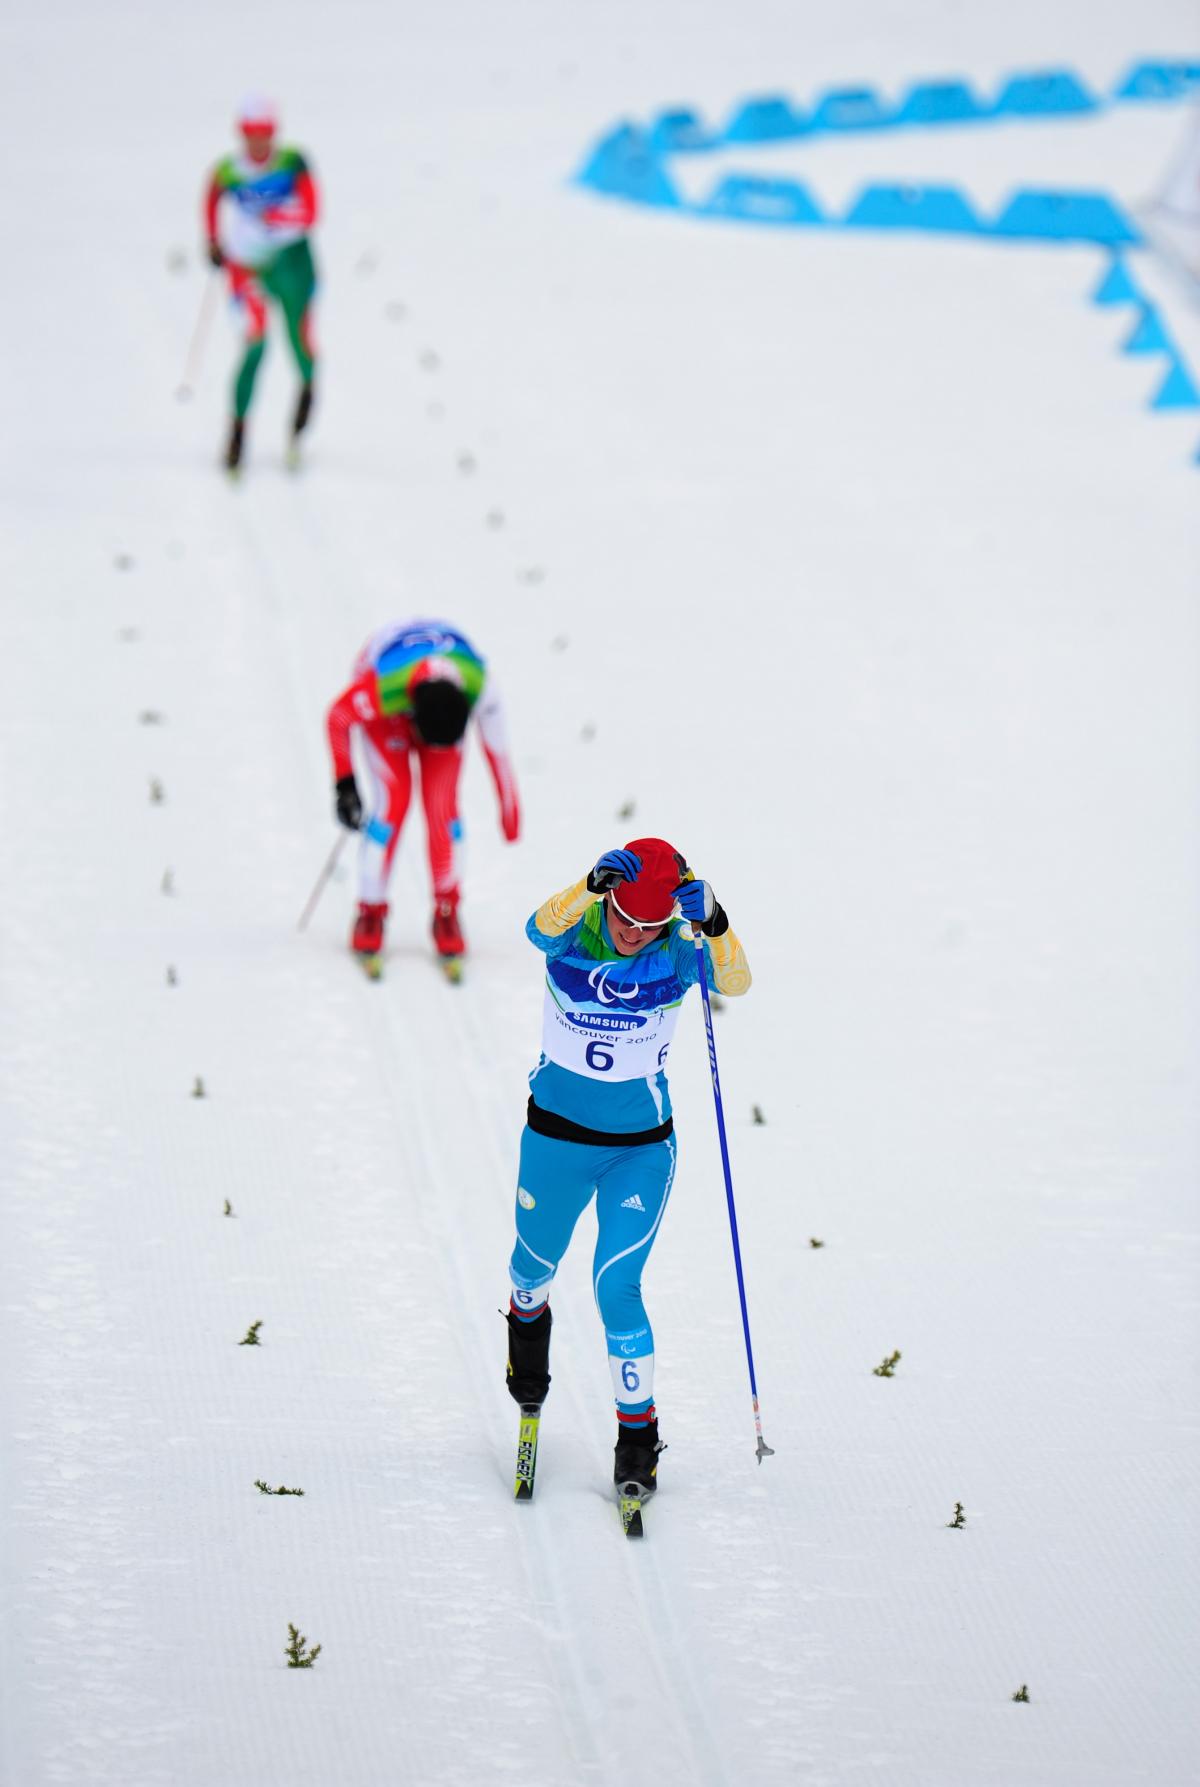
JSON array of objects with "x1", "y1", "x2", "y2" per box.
[
  {"x1": 621, "y1": 1361, "x2": 640, "y2": 1392},
  {"x1": 585, "y1": 1039, "x2": 614, "y2": 1072}
]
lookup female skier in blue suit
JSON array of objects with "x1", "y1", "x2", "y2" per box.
[{"x1": 505, "y1": 837, "x2": 751, "y2": 1496}]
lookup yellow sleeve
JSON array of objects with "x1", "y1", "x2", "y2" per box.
[
  {"x1": 702, "y1": 922, "x2": 752, "y2": 996},
  {"x1": 531, "y1": 877, "x2": 598, "y2": 937}
]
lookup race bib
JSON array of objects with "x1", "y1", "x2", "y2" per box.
[{"x1": 541, "y1": 987, "x2": 680, "y2": 1081}]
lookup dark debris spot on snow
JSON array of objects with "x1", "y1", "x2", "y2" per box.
[
  {"x1": 114, "y1": 554, "x2": 135, "y2": 572},
  {"x1": 385, "y1": 301, "x2": 407, "y2": 322}
]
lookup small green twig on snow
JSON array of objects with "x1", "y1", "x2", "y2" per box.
[{"x1": 286, "y1": 1623, "x2": 321, "y2": 1668}]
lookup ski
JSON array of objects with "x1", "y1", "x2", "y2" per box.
[
  {"x1": 439, "y1": 955, "x2": 464, "y2": 985},
  {"x1": 514, "y1": 1405, "x2": 541, "y2": 1500},
  {"x1": 358, "y1": 952, "x2": 383, "y2": 981},
  {"x1": 618, "y1": 1485, "x2": 645, "y2": 1538}
]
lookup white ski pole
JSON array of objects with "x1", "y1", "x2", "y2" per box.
[
  {"x1": 297, "y1": 832, "x2": 350, "y2": 931},
  {"x1": 297, "y1": 818, "x2": 393, "y2": 932},
  {"x1": 176, "y1": 271, "x2": 221, "y2": 402}
]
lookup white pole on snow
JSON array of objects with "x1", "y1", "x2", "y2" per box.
[
  {"x1": 297, "y1": 832, "x2": 350, "y2": 931},
  {"x1": 175, "y1": 271, "x2": 221, "y2": 403}
]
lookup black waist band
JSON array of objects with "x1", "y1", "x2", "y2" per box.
[{"x1": 525, "y1": 1096, "x2": 673, "y2": 1149}]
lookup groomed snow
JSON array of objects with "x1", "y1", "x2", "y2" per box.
[{"x1": 1, "y1": 3, "x2": 1198, "y2": 1783}]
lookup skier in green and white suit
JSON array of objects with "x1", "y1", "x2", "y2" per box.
[{"x1": 203, "y1": 94, "x2": 320, "y2": 472}]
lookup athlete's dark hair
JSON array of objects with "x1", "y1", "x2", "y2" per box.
[{"x1": 411, "y1": 680, "x2": 470, "y2": 746}]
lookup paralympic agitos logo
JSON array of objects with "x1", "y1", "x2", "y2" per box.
[{"x1": 549, "y1": 960, "x2": 673, "y2": 1014}]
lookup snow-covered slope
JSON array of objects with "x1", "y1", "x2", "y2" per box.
[{"x1": 2, "y1": 3, "x2": 1198, "y2": 1783}]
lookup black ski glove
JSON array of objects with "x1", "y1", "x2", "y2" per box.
[{"x1": 335, "y1": 775, "x2": 363, "y2": 831}]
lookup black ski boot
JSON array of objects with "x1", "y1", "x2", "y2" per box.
[
  {"x1": 505, "y1": 1305, "x2": 551, "y2": 1408},
  {"x1": 292, "y1": 380, "x2": 315, "y2": 440},
  {"x1": 224, "y1": 417, "x2": 245, "y2": 473},
  {"x1": 614, "y1": 1419, "x2": 662, "y2": 1497}
]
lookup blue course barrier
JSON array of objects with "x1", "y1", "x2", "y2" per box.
[
  {"x1": 649, "y1": 109, "x2": 718, "y2": 154},
  {"x1": 1122, "y1": 308, "x2": 1172, "y2": 356},
  {"x1": 701, "y1": 175, "x2": 823, "y2": 225},
  {"x1": 571, "y1": 59, "x2": 1200, "y2": 461},
  {"x1": 993, "y1": 190, "x2": 1140, "y2": 244},
  {"x1": 1151, "y1": 360, "x2": 1200, "y2": 411},
  {"x1": 575, "y1": 126, "x2": 681, "y2": 208},
  {"x1": 844, "y1": 184, "x2": 982, "y2": 234},
  {"x1": 811, "y1": 86, "x2": 892, "y2": 131},
  {"x1": 1114, "y1": 61, "x2": 1200, "y2": 100},
  {"x1": 895, "y1": 79, "x2": 987, "y2": 125},
  {"x1": 993, "y1": 70, "x2": 1098, "y2": 116},
  {"x1": 723, "y1": 95, "x2": 809, "y2": 142},
  {"x1": 1092, "y1": 258, "x2": 1141, "y2": 304}
]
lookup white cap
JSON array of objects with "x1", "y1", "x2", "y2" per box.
[{"x1": 236, "y1": 93, "x2": 278, "y2": 132}]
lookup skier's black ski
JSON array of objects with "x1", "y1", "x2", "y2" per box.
[{"x1": 514, "y1": 1405, "x2": 541, "y2": 1501}]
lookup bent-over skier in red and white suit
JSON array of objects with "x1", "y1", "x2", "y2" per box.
[{"x1": 325, "y1": 620, "x2": 520, "y2": 962}]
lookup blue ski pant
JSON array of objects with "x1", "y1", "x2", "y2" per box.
[{"x1": 508, "y1": 1126, "x2": 676, "y2": 1417}]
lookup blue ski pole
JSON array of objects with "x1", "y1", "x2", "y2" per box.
[{"x1": 691, "y1": 925, "x2": 775, "y2": 1463}]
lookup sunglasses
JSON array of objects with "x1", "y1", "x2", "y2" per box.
[{"x1": 607, "y1": 889, "x2": 675, "y2": 933}]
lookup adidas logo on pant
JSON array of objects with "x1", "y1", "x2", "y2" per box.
[{"x1": 620, "y1": 1193, "x2": 646, "y2": 1212}]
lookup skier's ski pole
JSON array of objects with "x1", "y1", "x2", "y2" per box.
[
  {"x1": 297, "y1": 818, "x2": 393, "y2": 932},
  {"x1": 692, "y1": 925, "x2": 775, "y2": 1464},
  {"x1": 175, "y1": 271, "x2": 220, "y2": 403},
  {"x1": 297, "y1": 832, "x2": 349, "y2": 931}
]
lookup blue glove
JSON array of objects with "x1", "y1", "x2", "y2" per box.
[
  {"x1": 674, "y1": 879, "x2": 713, "y2": 923},
  {"x1": 587, "y1": 848, "x2": 642, "y2": 894},
  {"x1": 673, "y1": 878, "x2": 728, "y2": 937}
]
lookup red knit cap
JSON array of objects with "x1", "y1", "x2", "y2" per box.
[{"x1": 615, "y1": 837, "x2": 690, "y2": 924}]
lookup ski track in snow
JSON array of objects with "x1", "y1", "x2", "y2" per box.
[{"x1": 3, "y1": 2, "x2": 1200, "y2": 1784}]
